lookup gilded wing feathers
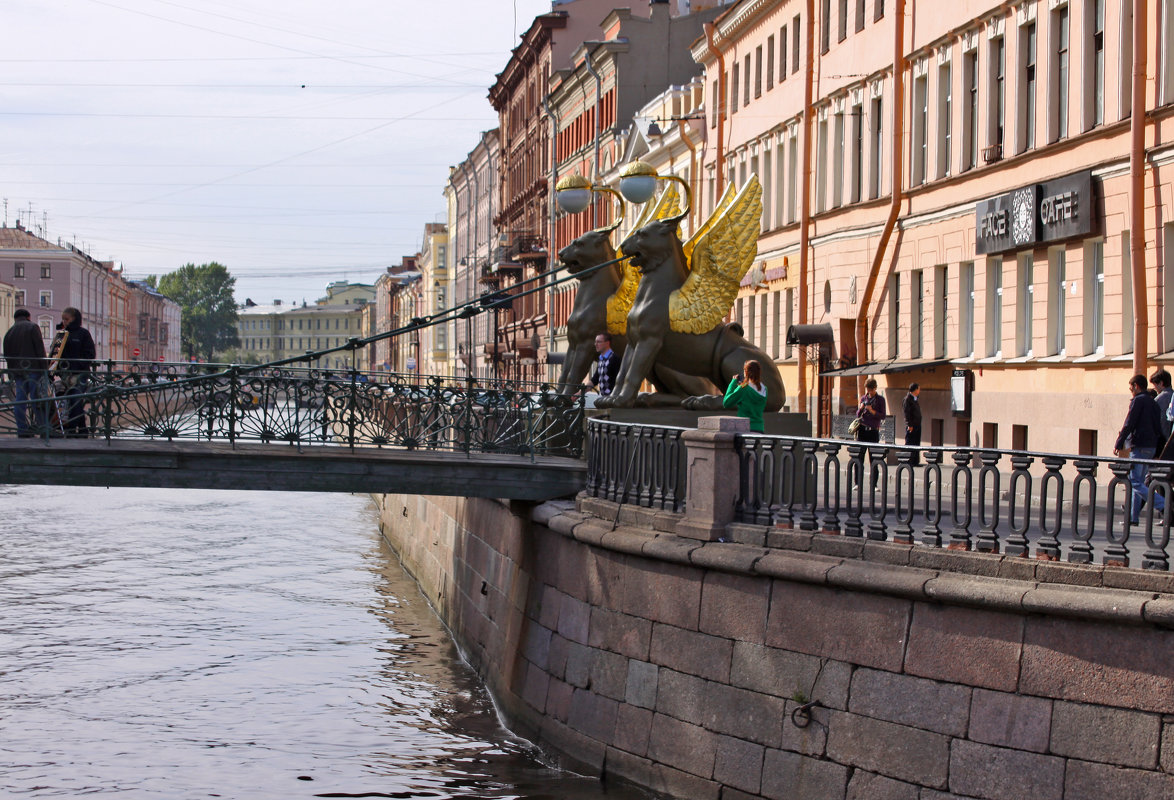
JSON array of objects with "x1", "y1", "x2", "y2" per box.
[
  {"x1": 608, "y1": 184, "x2": 684, "y2": 334},
  {"x1": 669, "y1": 176, "x2": 763, "y2": 335},
  {"x1": 682, "y1": 180, "x2": 737, "y2": 265}
]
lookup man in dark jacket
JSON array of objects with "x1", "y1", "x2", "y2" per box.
[
  {"x1": 3, "y1": 308, "x2": 48, "y2": 436},
  {"x1": 1115, "y1": 374, "x2": 1165, "y2": 524},
  {"x1": 56, "y1": 307, "x2": 96, "y2": 437},
  {"x1": 902, "y1": 383, "x2": 922, "y2": 462}
]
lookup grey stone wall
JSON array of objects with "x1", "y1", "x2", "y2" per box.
[{"x1": 374, "y1": 491, "x2": 1174, "y2": 800}]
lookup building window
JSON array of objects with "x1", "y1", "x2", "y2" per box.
[
  {"x1": 912, "y1": 73, "x2": 928, "y2": 185},
  {"x1": 990, "y1": 35, "x2": 1006, "y2": 154},
  {"x1": 937, "y1": 59, "x2": 953, "y2": 178},
  {"x1": 869, "y1": 95, "x2": 883, "y2": 199},
  {"x1": 816, "y1": 115, "x2": 829, "y2": 211},
  {"x1": 1017, "y1": 253, "x2": 1034, "y2": 356},
  {"x1": 763, "y1": 150, "x2": 773, "y2": 229},
  {"x1": 40, "y1": 263, "x2": 51, "y2": 279},
  {"x1": 856, "y1": 0, "x2": 866, "y2": 32},
  {"x1": 934, "y1": 264, "x2": 948, "y2": 359},
  {"x1": 963, "y1": 49, "x2": 979, "y2": 170},
  {"x1": 731, "y1": 63, "x2": 740, "y2": 113},
  {"x1": 14, "y1": 262, "x2": 24, "y2": 278},
  {"x1": 986, "y1": 258, "x2": 1003, "y2": 357},
  {"x1": 785, "y1": 288, "x2": 795, "y2": 357},
  {"x1": 755, "y1": 45, "x2": 763, "y2": 98},
  {"x1": 1164, "y1": 0, "x2": 1174, "y2": 104},
  {"x1": 1051, "y1": 5, "x2": 1070, "y2": 140},
  {"x1": 822, "y1": 0, "x2": 832, "y2": 53},
  {"x1": 787, "y1": 136, "x2": 799, "y2": 223},
  {"x1": 838, "y1": 0, "x2": 848, "y2": 42},
  {"x1": 850, "y1": 103, "x2": 864, "y2": 203},
  {"x1": 1085, "y1": 239, "x2": 1105, "y2": 354},
  {"x1": 40, "y1": 319, "x2": 51, "y2": 340},
  {"x1": 874, "y1": 0, "x2": 885, "y2": 22},
  {"x1": 832, "y1": 110, "x2": 845, "y2": 207},
  {"x1": 744, "y1": 54, "x2": 752, "y2": 107},
  {"x1": 961, "y1": 261, "x2": 975, "y2": 357},
  {"x1": 1086, "y1": 0, "x2": 1105, "y2": 129},
  {"x1": 889, "y1": 273, "x2": 900, "y2": 359},
  {"x1": 767, "y1": 35, "x2": 775, "y2": 89},
  {"x1": 39, "y1": 290, "x2": 51, "y2": 308},
  {"x1": 793, "y1": 16, "x2": 802, "y2": 74},
  {"x1": 780, "y1": 26, "x2": 789, "y2": 80},
  {"x1": 911, "y1": 269, "x2": 924, "y2": 358},
  {"x1": 775, "y1": 141, "x2": 786, "y2": 227},
  {"x1": 15, "y1": 290, "x2": 25, "y2": 306},
  {"x1": 1048, "y1": 246, "x2": 1067, "y2": 355},
  {"x1": 1020, "y1": 21, "x2": 1036, "y2": 152}
]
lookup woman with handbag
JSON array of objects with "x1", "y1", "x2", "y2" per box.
[{"x1": 855, "y1": 378, "x2": 885, "y2": 443}]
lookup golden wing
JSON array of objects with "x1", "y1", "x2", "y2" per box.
[
  {"x1": 682, "y1": 180, "x2": 736, "y2": 265},
  {"x1": 669, "y1": 175, "x2": 763, "y2": 335},
  {"x1": 607, "y1": 183, "x2": 684, "y2": 334}
]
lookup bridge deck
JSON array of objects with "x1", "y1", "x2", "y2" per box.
[{"x1": 0, "y1": 439, "x2": 585, "y2": 501}]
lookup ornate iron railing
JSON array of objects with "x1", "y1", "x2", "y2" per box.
[
  {"x1": 735, "y1": 435, "x2": 1172, "y2": 571},
  {"x1": 0, "y1": 361, "x2": 586, "y2": 458},
  {"x1": 585, "y1": 418, "x2": 687, "y2": 512}
]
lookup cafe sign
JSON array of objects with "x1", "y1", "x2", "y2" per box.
[{"x1": 975, "y1": 170, "x2": 1096, "y2": 255}]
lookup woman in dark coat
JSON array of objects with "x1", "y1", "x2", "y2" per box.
[{"x1": 56, "y1": 307, "x2": 96, "y2": 437}]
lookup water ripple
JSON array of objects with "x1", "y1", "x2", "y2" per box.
[{"x1": 0, "y1": 486, "x2": 643, "y2": 799}]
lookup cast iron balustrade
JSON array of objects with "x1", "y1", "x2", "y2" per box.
[
  {"x1": 734, "y1": 434, "x2": 1171, "y2": 570},
  {"x1": 585, "y1": 418, "x2": 686, "y2": 512},
  {"x1": 0, "y1": 361, "x2": 586, "y2": 459}
]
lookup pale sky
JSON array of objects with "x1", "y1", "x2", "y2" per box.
[{"x1": 1, "y1": 0, "x2": 554, "y2": 303}]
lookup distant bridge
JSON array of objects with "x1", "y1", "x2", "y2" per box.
[{"x1": 0, "y1": 363, "x2": 587, "y2": 501}]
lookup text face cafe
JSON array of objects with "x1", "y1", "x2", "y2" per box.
[{"x1": 975, "y1": 170, "x2": 1096, "y2": 256}]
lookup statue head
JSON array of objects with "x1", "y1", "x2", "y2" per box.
[
  {"x1": 559, "y1": 226, "x2": 618, "y2": 277},
  {"x1": 618, "y1": 217, "x2": 683, "y2": 273}
]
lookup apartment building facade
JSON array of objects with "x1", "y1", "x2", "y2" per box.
[
  {"x1": 445, "y1": 129, "x2": 500, "y2": 382},
  {"x1": 699, "y1": 0, "x2": 1173, "y2": 454},
  {"x1": 0, "y1": 222, "x2": 181, "y2": 363}
]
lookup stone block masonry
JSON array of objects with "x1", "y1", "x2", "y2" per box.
[{"x1": 374, "y1": 492, "x2": 1174, "y2": 800}]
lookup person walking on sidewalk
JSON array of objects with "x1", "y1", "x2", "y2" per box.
[{"x1": 1114, "y1": 374, "x2": 1165, "y2": 524}]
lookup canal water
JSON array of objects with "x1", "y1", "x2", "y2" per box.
[{"x1": 0, "y1": 485, "x2": 644, "y2": 799}]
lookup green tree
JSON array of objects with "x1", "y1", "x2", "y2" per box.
[{"x1": 151, "y1": 262, "x2": 240, "y2": 360}]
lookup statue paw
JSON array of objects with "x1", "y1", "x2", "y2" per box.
[
  {"x1": 594, "y1": 395, "x2": 615, "y2": 408},
  {"x1": 682, "y1": 394, "x2": 723, "y2": 410}
]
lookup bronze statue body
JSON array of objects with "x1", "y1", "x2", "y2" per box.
[
  {"x1": 594, "y1": 215, "x2": 786, "y2": 412},
  {"x1": 556, "y1": 229, "x2": 626, "y2": 395},
  {"x1": 556, "y1": 228, "x2": 717, "y2": 403}
]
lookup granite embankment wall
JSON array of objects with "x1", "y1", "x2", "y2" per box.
[{"x1": 375, "y1": 490, "x2": 1174, "y2": 800}]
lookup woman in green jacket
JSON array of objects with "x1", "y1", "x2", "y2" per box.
[{"x1": 723, "y1": 360, "x2": 767, "y2": 432}]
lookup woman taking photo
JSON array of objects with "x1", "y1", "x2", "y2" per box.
[
  {"x1": 723, "y1": 360, "x2": 767, "y2": 432},
  {"x1": 855, "y1": 378, "x2": 886, "y2": 443}
]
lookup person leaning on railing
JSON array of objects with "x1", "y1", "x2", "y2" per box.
[
  {"x1": 2, "y1": 308, "x2": 49, "y2": 437},
  {"x1": 55, "y1": 307, "x2": 96, "y2": 438}
]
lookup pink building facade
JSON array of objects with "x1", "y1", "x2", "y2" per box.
[
  {"x1": 698, "y1": 0, "x2": 1174, "y2": 454},
  {"x1": 0, "y1": 222, "x2": 180, "y2": 363}
]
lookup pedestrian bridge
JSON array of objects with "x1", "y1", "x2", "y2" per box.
[{"x1": 0, "y1": 363, "x2": 587, "y2": 501}]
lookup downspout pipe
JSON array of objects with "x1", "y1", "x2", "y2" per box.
[
  {"x1": 584, "y1": 54, "x2": 603, "y2": 229},
  {"x1": 678, "y1": 117, "x2": 700, "y2": 232},
  {"x1": 703, "y1": 23, "x2": 727, "y2": 200},
  {"x1": 798, "y1": 0, "x2": 815, "y2": 416},
  {"x1": 1130, "y1": 0, "x2": 1148, "y2": 376},
  {"x1": 855, "y1": 0, "x2": 907, "y2": 396}
]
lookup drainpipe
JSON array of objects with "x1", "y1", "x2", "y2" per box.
[
  {"x1": 1130, "y1": 0, "x2": 1148, "y2": 376},
  {"x1": 584, "y1": 54, "x2": 603, "y2": 229},
  {"x1": 855, "y1": 0, "x2": 907, "y2": 396},
  {"x1": 542, "y1": 97, "x2": 561, "y2": 379},
  {"x1": 798, "y1": 0, "x2": 815, "y2": 416},
  {"x1": 678, "y1": 117, "x2": 700, "y2": 233},
  {"x1": 703, "y1": 23, "x2": 727, "y2": 200}
]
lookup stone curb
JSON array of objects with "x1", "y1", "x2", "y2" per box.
[{"x1": 554, "y1": 495, "x2": 1174, "y2": 629}]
